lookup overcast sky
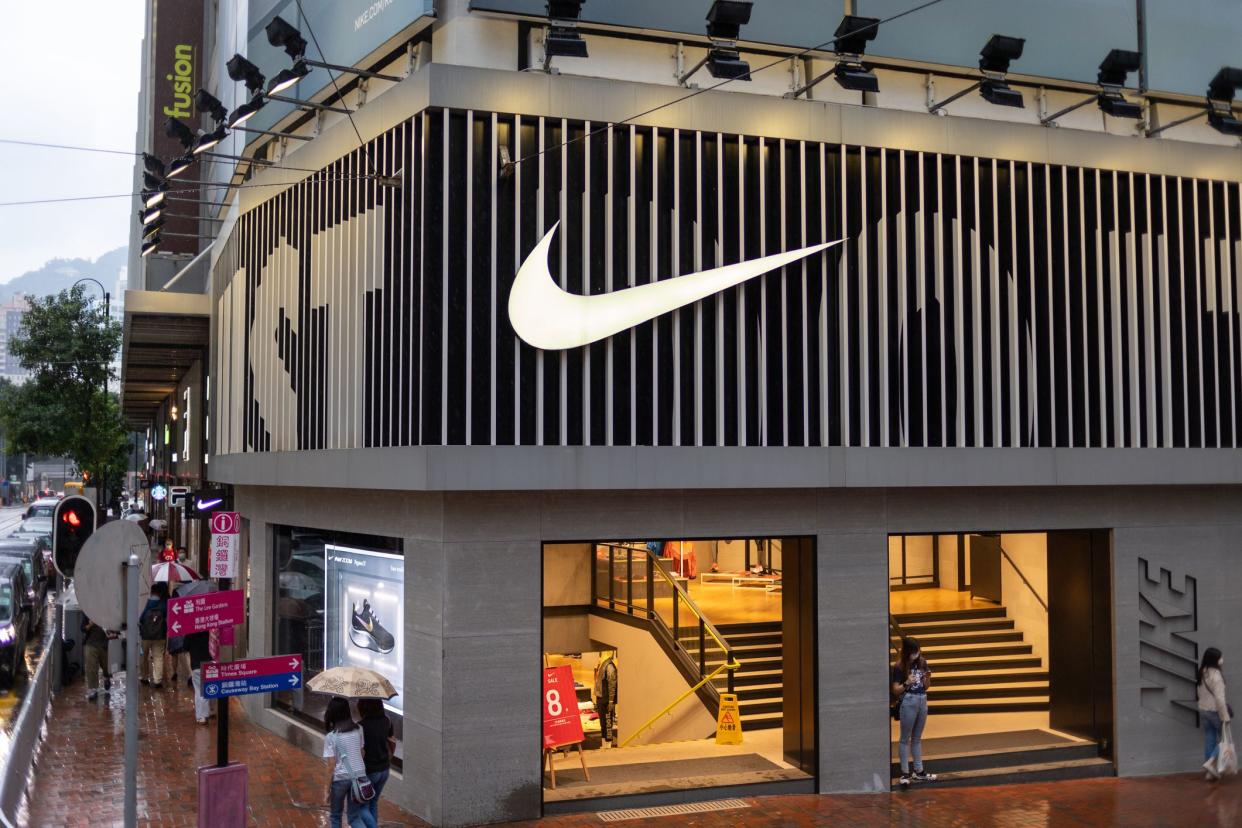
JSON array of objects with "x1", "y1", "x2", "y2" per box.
[{"x1": 0, "y1": 1, "x2": 143, "y2": 284}]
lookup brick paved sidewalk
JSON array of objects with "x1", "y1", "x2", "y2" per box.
[
  {"x1": 23, "y1": 671, "x2": 1242, "y2": 827},
  {"x1": 522, "y1": 774, "x2": 1242, "y2": 828},
  {"x1": 25, "y1": 672, "x2": 427, "y2": 827}
]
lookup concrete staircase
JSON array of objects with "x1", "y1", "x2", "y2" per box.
[
  {"x1": 892, "y1": 605, "x2": 1050, "y2": 715},
  {"x1": 703, "y1": 621, "x2": 784, "y2": 731}
]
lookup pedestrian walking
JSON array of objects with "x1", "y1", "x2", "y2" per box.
[
  {"x1": 322, "y1": 697, "x2": 378, "y2": 828},
  {"x1": 1197, "y1": 647, "x2": 1233, "y2": 781},
  {"x1": 81, "y1": 617, "x2": 112, "y2": 700},
  {"x1": 891, "y1": 636, "x2": 937, "y2": 786},
  {"x1": 357, "y1": 698, "x2": 393, "y2": 825},
  {"x1": 187, "y1": 629, "x2": 215, "y2": 723},
  {"x1": 138, "y1": 582, "x2": 169, "y2": 689}
]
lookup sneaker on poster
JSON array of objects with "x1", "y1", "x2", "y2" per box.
[{"x1": 350, "y1": 600, "x2": 395, "y2": 654}]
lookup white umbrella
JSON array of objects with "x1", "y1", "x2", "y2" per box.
[
  {"x1": 175, "y1": 578, "x2": 217, "y2": 598},
  {"x1": 151, "y1": 561, "x2": 199, "y2": 583},
  {"x1": 123, "y1": 513, "x2": 145, "y2": 522},
  {"x1": 148, "y1": 519, "x2": 167, "y2": 531}
]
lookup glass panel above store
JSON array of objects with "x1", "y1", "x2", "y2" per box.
[{"x1": 858, "y1": 0, "x2": 1138, "y2": 86}]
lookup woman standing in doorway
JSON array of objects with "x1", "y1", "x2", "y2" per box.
[
  {"x1": 891, "y1": 636, "x2": 937, "y2": 786},
  {"x1": 1197, "y1": 647, "x2": 1232, "y2": 780}
]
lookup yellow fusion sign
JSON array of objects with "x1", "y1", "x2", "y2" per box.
[{"x1": 715, "y1": 693, "x2": 743, "y2": 745}]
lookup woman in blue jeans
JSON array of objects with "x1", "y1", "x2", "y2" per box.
[
  {"x1": 891, "y1": 637, "x2": 937, "y2": 786},
  {"x1": 1197, "y1": 647, "x2": 1231, "y2": 781},
  {"x1": 322, "y1": 697, "x2": 378, "y2": 828},
  {"x1": 358, "y1": 698, "x2": 394, "y2": 823}
]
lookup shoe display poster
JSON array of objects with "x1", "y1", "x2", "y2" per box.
[{"x1": 324, "y1": 544, "x2": 404, "y2": 714}]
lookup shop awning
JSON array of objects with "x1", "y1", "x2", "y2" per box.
[{"x1": 120, "y1": 290, "x2": 211, "y2": 429}]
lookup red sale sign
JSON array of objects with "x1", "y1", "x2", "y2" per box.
[{"x1": 542, "y1": 665, "x2": 584, "y2": 749}]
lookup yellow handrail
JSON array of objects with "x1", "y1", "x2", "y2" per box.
[
  {"x1": 617, "y1": 659, "x2": 741, "y2": 748},
  {"x1": 648, "y1": 557, "x2": 732, "y2": 656}
]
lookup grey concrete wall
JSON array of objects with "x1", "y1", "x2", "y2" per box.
[{"x1": 232, "y1": 481, "x2": 1242, "y2": 826}]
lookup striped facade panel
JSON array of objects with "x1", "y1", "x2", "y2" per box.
[{"x1": 211, "y1": 108, "x2": 1242, "y2": 451}]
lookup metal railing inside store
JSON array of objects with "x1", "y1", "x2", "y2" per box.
[{"x1": 593, "y1": 543, "x2": 738, "y2": 699}]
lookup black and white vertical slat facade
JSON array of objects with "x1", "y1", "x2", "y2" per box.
[{"x1": 212, "y1": 108, "x2": 1242, "y2": 452}]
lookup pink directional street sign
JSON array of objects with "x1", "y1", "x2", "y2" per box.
[
  {"x1": 200, "y1": 654, "x2": 304, "y2": 698},
  {"x1": 167, "y1": 588, "x2": 245, "y2": 637}
]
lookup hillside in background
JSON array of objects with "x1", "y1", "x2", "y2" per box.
[{"x1": 0, "y1": 246, "x2": 127, "y2": 303}]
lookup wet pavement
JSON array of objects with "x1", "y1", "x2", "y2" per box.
[
  {"x1": 25, "y1": 670, "x2": 428, "y2": 827},
  {"x1": 523, "y1": 774, "x2": 1242, "y2": 826}
]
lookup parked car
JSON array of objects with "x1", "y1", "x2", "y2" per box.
[
  {"x1": 18, "y1": 516, "x2": 53, "y2": 536},
  {"x1": 0, "y1": 538, "x2": 50, "y2": 629},
  {"x1": 0, "y1": 562, "x2": 31, "y2": 685},
  {"x1": 22, "y1": 498, "x2": 59, "y2": 520},
  {"x1": 5, "y1": 530, "x2": 53, "y2": 569}
]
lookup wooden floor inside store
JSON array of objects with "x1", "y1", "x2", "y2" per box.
[{"x1": 889, "y1": 586, "x2": 997, "y2": 615}]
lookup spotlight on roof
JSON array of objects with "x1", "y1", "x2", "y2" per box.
[
  {"x1": 706, "y1": 0, "x2": 753, "y2": 41},
  {"x1": 929, "y1": 33, "x2": 1025, "y2": 113},
  {"x1": 167, "y1": 153, "x2": 195, "y2": 179},
  {"x1": 267, "y1": 60, "x2": 310, "y2": 95},
  {"x1": 226, "y1": 53, "x2": 266, "y2": 93},
  {"x1": 544, "y1": 26, "x2": 588, "y2": 58},
  {"x1": 264, "y1": 15, "x2": 307, "y2": 60},
  {"x1": 192, "y1": 124, "x2": 228, "y2": 155},
  {"x1": 706, "y1": 47, "x2": 750, "y2": 80},
  {"x1": 1040, "y1": 48, "x2": 1142, "y2": 125},
  {"x1": 679, "y1": 0, "x2": 752, "y2": 86},
  {"x1": 165, "y1": 117, "x2": 196, "y2": 149},
  {"x1": 195, "y1": 89, "x2": 228, "y2": 123},
  {"x1": 140, "y1": 205, "x2": 163, "y2": 225},
  {"x1": 142, "y1": 185, "x2": 168, "y2": 209},
  {"x1": 141, "y1": 237, "x2": 162, "y2": 257},
  {"x1": 541, "y1": 0, "x2": 588, "y2": 67},
  {"x1": 831, "y1": 15, "x2": 880, "y2": 93},
  {"x1": 1097, "y1": 48, "x2": 1141, "y2": 87},
  {"x1": 1206, "y1": 67, "x2": 1242, "y2": 136},
  {"x1": 142, "y1": 153, "x2": 165, "y2": 176},
  {"x1": 143, "y1": 218, "x2": 165, "y2": 239},
  {"x1": 978, "y1": 34, "x2": 1025, "y2": 74},
  {"x1": 226, "y1": 94, "x2": 266, "y2": 129}
]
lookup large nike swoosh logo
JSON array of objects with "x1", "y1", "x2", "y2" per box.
[{"x1": 508, "y1": 222, "x2": 842, "y2": 350}]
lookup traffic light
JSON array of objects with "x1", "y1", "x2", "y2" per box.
[{"x1": 53, "y1": 496, "x2": 97, "y2": 578}]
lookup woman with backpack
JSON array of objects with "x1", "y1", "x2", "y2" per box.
[
  {"x1": 891, "y1": 636, "x2": 937, "y2": 786},
  {"x1": 323, "y1": 697, "x2": 378, "y2": 828},
  {"x1": 138, "y1": 583, "x2": 170, "y2": 689},
  {"x1": 1197, "y1": 647, "x2": 1232, "y2": 780}
]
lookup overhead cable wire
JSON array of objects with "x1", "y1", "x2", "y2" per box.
[
  {"x1": 293, "y1": 0, "x2": 377, "y2": 176},
  {"x1": 0, "y1": 137, "x2": 324, "y2": 175},
  {"x1": 0, "y1": 175, "x2": 379, "y2": 207}
]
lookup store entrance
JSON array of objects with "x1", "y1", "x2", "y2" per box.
[
  {"x1": 887, "y1": 530, "x2": 1114, "y2": 787},
  {"x1": 541, "y1": 537, "x2": 817, "y2": 808}
]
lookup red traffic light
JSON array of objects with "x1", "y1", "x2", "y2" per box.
[{"x1": 64, "y1": 511, "x2": 82, "y2": 528}]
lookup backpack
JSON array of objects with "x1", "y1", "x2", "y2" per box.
[{"x1": 139, "y1": 600, "x2": 167, "y2": 640}]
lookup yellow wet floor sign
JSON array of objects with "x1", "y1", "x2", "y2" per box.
[{"x1": 716, "y1": 693, "x2": 743, "y2": 745}]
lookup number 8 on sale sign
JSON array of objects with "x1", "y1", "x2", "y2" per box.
[{"x1": 541, "y1": 665, "x2": 584, "y2": 749}]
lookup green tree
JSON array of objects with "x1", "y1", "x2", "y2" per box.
[{"x1": 1, "y1": 286, "x2": 130, "y2": 498}]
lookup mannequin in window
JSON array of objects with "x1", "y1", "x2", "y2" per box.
[{"x1": 594, "y1": 652, "x2": 618, "y2": 748}]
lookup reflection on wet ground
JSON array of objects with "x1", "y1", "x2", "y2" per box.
[{"x1": 525, "y1": 775, "x2": 1242, "y2": 827}]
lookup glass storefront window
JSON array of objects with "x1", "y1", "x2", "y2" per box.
[{"x1": 273, "y1": 525, "x2": 404, "y2": 764}]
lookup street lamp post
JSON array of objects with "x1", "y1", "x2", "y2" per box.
[{"x1": 73, "y1": 278, "x2": 112, "y2": 516}]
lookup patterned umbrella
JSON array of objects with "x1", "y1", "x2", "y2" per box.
[
  {"x1": 306, "y1": 666, "x2": 398, "y2": 700},
  {"x1": 151, "y1": 561, "x2": 200, "y2": 583}
]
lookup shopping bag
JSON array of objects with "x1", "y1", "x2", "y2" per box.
[{"x1": 1217, "y1": 724, "x2": 1238, "y2": 777}]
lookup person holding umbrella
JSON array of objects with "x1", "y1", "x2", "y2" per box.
[
  {"x1": 322, "y1": 697, "x2": 377, "y2": 828},
  {"x1": 308, "y1": 667, "x2": 399, "y2": 828}
]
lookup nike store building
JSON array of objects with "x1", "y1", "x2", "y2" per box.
[{"x1": 186, "y1": 2, "x2": 1242, "y2": 825}]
